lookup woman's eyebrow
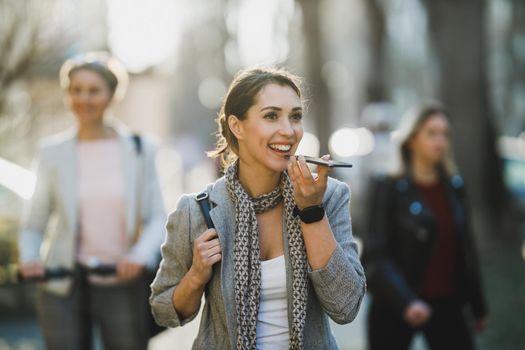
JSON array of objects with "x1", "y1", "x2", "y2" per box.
[{"x1": 260, "y1": 106, "x2": 302, "y2": 112}]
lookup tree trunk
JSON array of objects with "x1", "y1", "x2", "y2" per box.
[
  {"x1": 422, "y1": 0, "x2": 505, "y2": 222},
  {"x1": 506, "y1": 0, "x2": 525, "y2": 133},
  {"x1": 363, "y1": 0, "x2": 387, "y2": 103},
  {"x1": 298, "y1": 0, "x2": 331, "y2": 155}
]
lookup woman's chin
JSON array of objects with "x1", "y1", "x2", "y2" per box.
[
  {"x1": 269, "y1": 158, "x2": 290, "y2": 173},
  {"x1": 76, "y1": 116, "x2": 104, "y2": 126}
]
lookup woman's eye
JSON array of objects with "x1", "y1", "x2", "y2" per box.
[
  {"x1": 264, "y1": 112, "x2": 278, "y2": 120},
  {"x1": 290, "y1": 113, "x2": 303, "y2": 121}
]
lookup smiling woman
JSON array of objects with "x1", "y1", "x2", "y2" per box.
[
  {"x1": 226, "y1": 83, "x2": 304, "y2": 179},
  {"x1": 150, "y1": 67, "x2": 366, "y2": 350},
  {"x1": 208, "y1": 68, "x2": 303, "y2": 171}
]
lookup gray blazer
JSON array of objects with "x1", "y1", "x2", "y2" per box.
[
  {"x1": 150, "y1": 176, "x2": 366, "y2": 349},
  {"x1": 19, "y1": 124, "x2": 166, "y2": 296}
]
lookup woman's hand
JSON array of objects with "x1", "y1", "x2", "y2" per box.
[
  {"x1": 404, "y1": 300, "x2": 432, "y2": 327},
  {"x1": 188, "y1": 229, "x2": 222, "y2": 287},
  {"x1": 287, "y1": 155, "x2": 331, "y2": 209},
  {"x1": 172, "y1": 229, "x2": 221, "y2": 320},
  {"x1": 117, "y1": 259, "x2": 145, "y2": 281},
  {"x1": 19, "y1": 261, "x2": 45, "y2": 279}
]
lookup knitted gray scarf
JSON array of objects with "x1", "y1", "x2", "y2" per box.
[{"x1": 225, "y1": 161, "x2": 308, "y2": 350}]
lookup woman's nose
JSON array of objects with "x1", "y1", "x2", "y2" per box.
[
  {"x1": 77, "y1": 91, "x2": 91, "y2": 103},
  {"x1": 279, "y1": 119, "x2": 295, "y2": 136}
]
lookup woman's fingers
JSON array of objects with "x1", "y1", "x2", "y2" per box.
[
  {"x1": 288, "y1": 155, "x2": 329, "y2": 208},
  {"x1": 287, "y1": 158, "x2": 300, "y2": 181},
  {"x1": 198, "y1": 228, "x2": 218, "y2": 243},
  {"x1": 290, "y1": 155, "x2": 330, "y2": 185},
  {"x1": 191, "y1": 229, "x2": 223, "y2": 285},
  {"x1": 404, "y1": 300, "x2": 432, "y2": 327},
  {"x1": 117, "y1": 260, "x2": 144, "y2": 281},
  {"x1": 208, "y1": 253, "x2": 222, "y2": 265},
  {"x1": 207, "y1": 244, "x2": 222, "y2": 256},
  {"x1": 205, "y1": 238, "x2": 221, "y2": 249},
  {"x1": 194, "y1": 229, "x2": 222, "y2": 267},
  {"x1": 20, "y1": 262, "x2": 45, "y2": 278},
  {"x1": 196, "y1": 242, "x2": 221, "y2": 260},
  {"x1": 296, "y1": 156, "x2": 314, "y2": 181},
  {"x1": 316, "y1": 154, "x2": 331, "y2": 183}
]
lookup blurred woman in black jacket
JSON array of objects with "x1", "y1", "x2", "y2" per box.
[{"x1": 362, "y1": 102, "x2": 488, "y2": 350}]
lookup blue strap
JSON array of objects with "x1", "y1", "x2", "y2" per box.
[
  {"x1": 131, "y1": 134, "x2": 142, "y2": 155},
  {"x1": 195, "y1": 191, "x2": 214, "y2": 229}
]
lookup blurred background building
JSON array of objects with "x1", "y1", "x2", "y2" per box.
[{"x1": 1, "y1": 0, "x2": 524, "y2": 349}]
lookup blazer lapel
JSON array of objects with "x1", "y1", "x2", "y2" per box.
[{"x1": 208, "y1": 178, "x2": 237, "y2": 346}]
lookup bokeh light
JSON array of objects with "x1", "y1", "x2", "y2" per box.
[
  {"x1": 329, "y1": 128, "x2": 358, "y2": 157},
  {"x1": 107, "y1": 0, "x2": 183, "y2": 73},
  {"x1": 296, "y1": 132, "x2": 320, "y2": 157},
  {"x1": 329, "y1": 127, "x2": 375, "y2": 157},
  {"x1": 198, "y1": 77, "x2": 227, "y2": 110},
  {"x1": 236, "y1": 0, "x2": 294, "y2": 66}
]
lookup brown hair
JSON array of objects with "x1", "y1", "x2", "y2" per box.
[
  {"x1": 395, "y1": 101, "x2": 457, "y2": 176},
  {"x1": 208, "y1": 67, "x2": 303, "y2": 169},
  {"x1": 59, "y1": 51, "x2": 129, "y2": 101}
]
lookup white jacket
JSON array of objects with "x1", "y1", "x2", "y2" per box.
[{"x1": 19, "y1": 125, "x2": 166, "y2": 295}]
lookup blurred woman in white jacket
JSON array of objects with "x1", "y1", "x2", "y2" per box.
[{"x1": 18, "y1": 52, "x2": 166, "y2": 350}]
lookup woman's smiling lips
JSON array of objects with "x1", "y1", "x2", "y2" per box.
[{"x1": 268, "y1": 143, "x2": 293, "y2": 157}]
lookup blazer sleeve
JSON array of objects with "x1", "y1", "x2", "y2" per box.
[
  {"x1": 361, "y1": 176, "x2": 418, "y2": 314},
  {"x1": 150, "y1": 194, "x2": 198, "y2": 328},
  {"x1": 18, "y1": 145, "x2": 54, "y2": 263},
  {"x1": 127, "y1": 139, "x2": 167, "y2": 269},
  {"x1": 307, "y1": 181, "x2": 367, "y2": 324}
]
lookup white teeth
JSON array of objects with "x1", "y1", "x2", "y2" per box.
[{"x1": 269, "y1": 144, "x2": 291, "y2": 152}]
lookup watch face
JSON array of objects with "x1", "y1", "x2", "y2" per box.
[{"x1": 298, "y1": 205, "x2": 325, "y2": 223}]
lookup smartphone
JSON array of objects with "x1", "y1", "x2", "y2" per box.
[{"x1": 285, "y1": 155, "x2": 353, "y2": 168}]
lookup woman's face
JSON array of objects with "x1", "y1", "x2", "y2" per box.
[
  {"x1": 67, "y1": 69, "x2": 113, "y2": 127},
  {"x1": 409, "y1": 113, "x2": 450, "y2": 166},
  {"x1": 232, "y1": 83, "x2": 304, "y2": 173}
]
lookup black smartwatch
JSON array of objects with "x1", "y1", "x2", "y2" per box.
[{"x1": 293, "y1": 204, "x2": 325, "y2": 224}]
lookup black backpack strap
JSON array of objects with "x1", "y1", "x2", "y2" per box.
[
  {"x1": 131, "y1": 134, "x2": 142, "y2": 155},
  {"x1": 195, "y1": 191, "x2": 215, "y2": 229}
]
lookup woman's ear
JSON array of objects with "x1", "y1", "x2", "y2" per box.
[{"x1": 228, "y1": 115, "x2": 245, "y2": 140}]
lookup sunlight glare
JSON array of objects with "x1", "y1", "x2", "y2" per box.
[
  {"x1": 236, "y1": 0, "x2": 294, "y2": 66},
  {"x1": 107, "y1": 0, "x2": 184, "y2": 73},
  {"x1": 0, "y1": 158, "x2": 36, "y2": 200}
]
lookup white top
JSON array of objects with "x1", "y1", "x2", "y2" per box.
[
  {"x1": 76, "y1": 139, "x2": 127, "y2": 281},
  {"x1": 256, "y1": 255, "x2": 289, "y2": 349}
]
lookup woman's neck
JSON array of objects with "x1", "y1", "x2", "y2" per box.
[
  {"x1": 238, "y1": 160, "x2": 281, "y2": 198},
  {"x1": 411, "y1": 157, "x2": 438, "y2": 185},
  {"x1": 77, "y1": 122, "x2": 112, "y2": 141}
]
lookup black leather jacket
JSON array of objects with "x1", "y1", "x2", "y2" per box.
[{"x1": 362, "y1": 173, "x2": 487, "y2": 319}]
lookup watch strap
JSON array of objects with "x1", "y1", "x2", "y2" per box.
[{"x1": 293, "y1": 204, "x2": 325, "y2": 224}]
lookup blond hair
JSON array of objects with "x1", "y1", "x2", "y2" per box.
[
  {"x1": 59, "y1": 51, "x2": 129, "y2": 101},
  {"x1": 394, "y1": 101, "x2": 457, "y2": 177}
]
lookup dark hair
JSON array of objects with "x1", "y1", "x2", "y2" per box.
[
  {"x1": 59, "y1": 51, "x2": 128, "y2": 101},
  {"x1": 396, "y1": 101, "x2": 456, "y2": 175},
  {"x1": 208, "y1": 67, "x2": 303, "y2": 169}
]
